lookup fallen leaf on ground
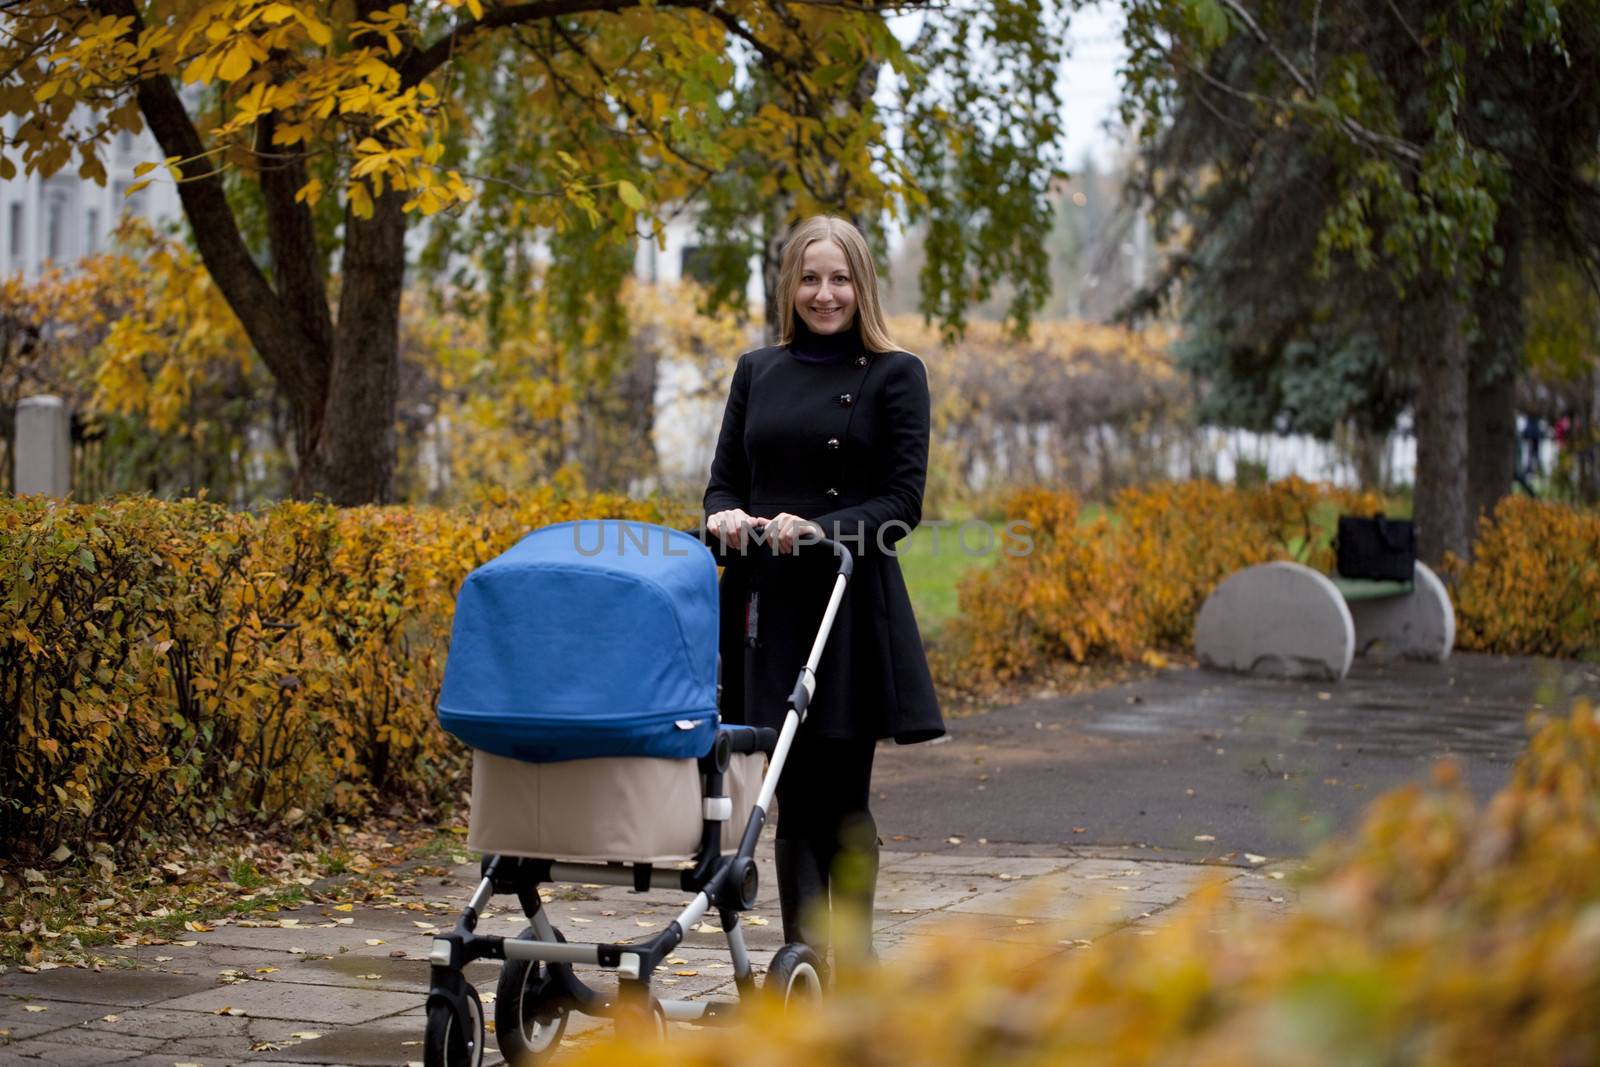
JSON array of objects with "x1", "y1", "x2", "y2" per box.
[
  {"x1": 365, "y1": 939, "x2": 385, "y2": 946},
  {"x1": 1193, "y1": 834, "x2": 1216, "y2": 842},
  {"x1": 744, "y1": 915, "x2": 768, "y2": 926},
  {"x1": 24, "y1": 1005, "x2": 47, "y2": 1013},
  {"x1": 1244, "y1": 853, "x2": 1267, "y2": 864},
  {"x1": 674, "y1": 969, "x2": 698, "y2": 976},
  {"x1": 255, "y1": 966, "x2": 278, "y2": 974},
  {"x1": 947, "y1": 837, "x2": 963, "y2": 845},
  {"x1": 213, "y1": 1006, "x2": 245, "y2": 1016},
  {"x1": 359, "y1": 973, "x2": 382, "y2": 980},
  {"x1": 333, "y1": 903, "x2": 354, "y2": 912},
  {"x1": 290, "y1": 1031, "x2": 323, "y2": 1040},
  {"x1": 102, "y1": 1014, "x2": 119, "y2": 1023}
]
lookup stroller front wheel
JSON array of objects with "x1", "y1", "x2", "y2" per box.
[
  {"x1": 425, "y1": 984, "x2": 484, "y2": 1067},
  {"x1": 764, "y1": 943, "x2": 824, "y2": 1011},
  {"x1": 496, "y1": 929, "x2": 569, "y2": 1063}
]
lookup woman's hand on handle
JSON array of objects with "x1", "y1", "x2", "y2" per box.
[
  {"x1": 765, "y1": 513, "x2": 823, "y2": 554},
  {"x1": 707, "y1": 508, "x2": 763, "y2": 551}
]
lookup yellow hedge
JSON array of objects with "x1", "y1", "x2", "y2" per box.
[
  {"x1": 579, "y1": 701, "x2": 1600, "y2": 1067},
  {"x1": 937, "y1": 479, "x2": 1382, "y2": 693},
  {"x1": 0, "y1": 491, "x2": 679, "y2": 859},
  {"x1": 1450, "y1": 496, "x2": 1600, "y2": 659}
]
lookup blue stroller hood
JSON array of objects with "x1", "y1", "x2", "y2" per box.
[{"x1": 438, "y1": 521, "x2": 720, "y2": 762}]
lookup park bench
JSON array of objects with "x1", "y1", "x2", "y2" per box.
[{"x1": 1193, "y1": 560, "x2": 1455, "y2": 681}]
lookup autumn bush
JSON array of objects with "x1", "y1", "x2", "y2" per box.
[
  {"x1": 1450, "y1": 496, "x2": 1600, "y2": 660},
  {"x1": 578, "y1": 700, "x2": 1600, "y2": 1067},
  {"x1": 0, "y1": 490, "x2": 680, "y2": 861},
  {"x1": 935, "y1": 478, "x2": 1382, "y2": 693}
]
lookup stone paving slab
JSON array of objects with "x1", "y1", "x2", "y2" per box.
[{"x1": 1, "y1": 847, "x2": 1296, "y2": 1065}]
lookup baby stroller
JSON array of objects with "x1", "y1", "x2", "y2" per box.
[{"x1": 422, "y1": 519, "x2": 853, "y2": 1066}]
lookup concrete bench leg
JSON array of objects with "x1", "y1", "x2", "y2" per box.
[
  {"x1": 1195, "y1": 562, "x2": 1354, "y2": 680},
  {"x1": 1348, "y1": 561, "x2": 1455, "y2": 662}
]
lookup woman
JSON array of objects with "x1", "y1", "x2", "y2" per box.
[{"x1": 704, "y1": 215, "x2": 944, "y2": 968}]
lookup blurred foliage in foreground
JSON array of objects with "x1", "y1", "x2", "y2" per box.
[{"x1": 579, "y1": 700, "x2": 1600, "y2": 1067}]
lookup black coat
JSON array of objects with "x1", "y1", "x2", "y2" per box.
[{"x1": 703, "y1": 340, "x2": 945, "y2": 745}]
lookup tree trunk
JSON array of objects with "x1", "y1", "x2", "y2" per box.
[
  {"x1": 1467, "y1": 208, "x2": 1523, "y2": 529},
  {"x1": 1413, "y1": 284, "x2": 1472, "y2": 566},
  {"x1": 1468, "y1": 363, "x2": 1517, "y2": 528},
  {"x1": 762, "y1": 210, "x2": 787, "y2": 344},
  {"x1": 1345, "y1": 423, "x2": 1386, "y2": 493},
  {"x1": 1586, "y1": 366, "x2": 1600, "y2": 504},
  {"x1": 301, "y1": 190, "x2": 407, "y2": 504}
]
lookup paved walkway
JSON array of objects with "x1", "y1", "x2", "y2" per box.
[{"x1": 0, "y1": 841, "x2": 1296, "y2": 1065}]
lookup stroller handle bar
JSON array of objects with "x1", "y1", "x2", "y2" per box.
[{"x1": 689, "y1": 523, "x2": 856, "y2": 580}]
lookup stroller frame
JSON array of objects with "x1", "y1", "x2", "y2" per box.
[{"x1": 423, "y1": 536, "x2": 854, "y2": 1065}]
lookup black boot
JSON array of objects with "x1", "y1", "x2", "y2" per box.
[
  {"x1": 773, "y1": 838, "x2": 829, "y2": 952},
  {"x1": 831, "y1": 813, "x2": 880, "y2": 969}
]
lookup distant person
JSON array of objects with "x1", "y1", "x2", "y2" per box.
[{"x1": 1515, "y1": 414, "x2": 1542, "y2": 495}]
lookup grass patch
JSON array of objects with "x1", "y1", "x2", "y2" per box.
[{"x1": 898, "y1": 521, "x2": 1004, "y2": 635}]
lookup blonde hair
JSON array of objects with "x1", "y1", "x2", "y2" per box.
[{"x1": 775, "y1": 216, "x2": 900, "y2": 353}]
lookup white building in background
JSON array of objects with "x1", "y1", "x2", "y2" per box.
[{"x1": 0, "y1": 115, "x2": 184, "y2": 282}]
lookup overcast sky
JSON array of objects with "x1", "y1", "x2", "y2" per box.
[{"x1": 1059, "y1": 1, "x2": 1130, "y2": 168}]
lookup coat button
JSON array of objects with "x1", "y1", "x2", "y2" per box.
[
  {"x1": 826, "y1": 437, "x2": 840, "y2": 451},
  {"x1": 855, "y1": 355, "x2": 868, "y2": 367},
  {"x1": 826, "y1": 487, "x2": 840, "y2": 497},
  {"x1": 836, "y1": 393, "x2": 853, "y2": 407}
]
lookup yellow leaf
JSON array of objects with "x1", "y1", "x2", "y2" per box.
[
  {"x1": 217, "y1": 43, "x2": 253, "y2": 81},
  {"x1": 616, "y1": 179, "x2": 645, "y2": 211}
]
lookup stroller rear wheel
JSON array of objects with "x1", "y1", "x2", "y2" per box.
[
  {"x1": 424, "y1": 984, "x2": 484, "y2": 1067},
  {"x1": 496, "y1": 927, "x2": 569, "y2": 1063},
  {"x1": 764, "y1": 943, "x2": 824, "y2": 1010}
]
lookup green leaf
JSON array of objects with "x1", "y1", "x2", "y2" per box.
[{"x1": 616, "y1": 179, "x2": 645, "y2": 211}]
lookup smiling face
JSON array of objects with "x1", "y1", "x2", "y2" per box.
[{"x1": 793, "y1": 239, "x2": 858, "y2": 336}]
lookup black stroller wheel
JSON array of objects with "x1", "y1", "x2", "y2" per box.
[
  {"x1": 764, "y1": 943, "x2": 824, "y2": 1010},
  {"x1": 496, "y1": 927, "x2": 569, "y2": 1062},
  {"x1": 424, "y1": 984, "x2": 484, "y2": 1067}
]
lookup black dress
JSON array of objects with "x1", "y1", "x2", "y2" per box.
[{"x1": 703, "y1": 326, "x2": 944, "y2": 745}]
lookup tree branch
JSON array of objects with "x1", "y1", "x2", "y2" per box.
[
  {"x1": 256, "y1": 111, "x2": 337, "y2": 364},
  {"x1": 1212, "y1": 0, "x2": 1423, "y2": 163},
  {"x1": 401, "y1": 0, "x2": 938, "y2": 87},
  {"x1": 93, "y1": 0, "x2": 332, "y2": 436}
]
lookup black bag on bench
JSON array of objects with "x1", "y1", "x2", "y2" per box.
[{"x1": 1335, "y1": 514, "x2": 1416, "y2": 581}]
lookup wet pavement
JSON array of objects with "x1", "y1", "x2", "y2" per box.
[
  {"x1": 3, "y1": 651, "x2": 1592, "y2": 1065},
  {"x1": 0, "y1": 844, "x2": 1296, "y2": 1065},
  {"x1": 875, "y1": 653, "x2": 1599, "y2": 858}
]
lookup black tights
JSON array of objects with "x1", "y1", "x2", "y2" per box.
[{"x1": 774, "y1": 733, "x2": 876, "y2": 863}]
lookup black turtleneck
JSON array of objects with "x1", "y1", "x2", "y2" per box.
[{"x1": 789, "y1": 321, "x2": 864, "y2": 364}]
